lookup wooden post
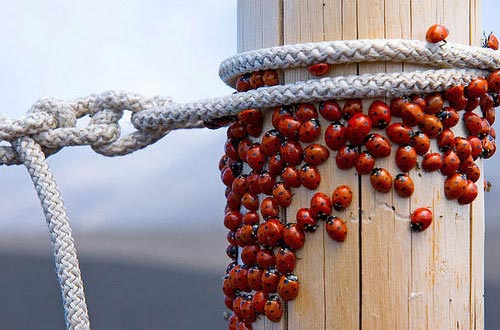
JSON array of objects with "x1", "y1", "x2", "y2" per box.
[{"x1": 237, "y1": 0, "x2": 484, "y2": 329}]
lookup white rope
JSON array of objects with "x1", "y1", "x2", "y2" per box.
[{"x1": 13, "y1": 137, "x2": 90, "y2": 330}]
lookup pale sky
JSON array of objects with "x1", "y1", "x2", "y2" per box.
[{"x1": 0, "y1": 0, "x2": 499, "y2": 235}]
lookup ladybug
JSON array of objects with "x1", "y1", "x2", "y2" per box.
[
  {"x1": 272, "y1": 106, "x2": 293, "y2": 128},
  {"x1": 401, "y1": 102, "x2": 424, "y2": 127},
  {"x1": 480, "y1": 93, "x2": 494, "y2": 113},
  {"x1": 272, "y1": 183, "x2": 293, "y2": 207},
  {"x1": 394, "y1": 173, "x2": 415, "y2": 198},
  {"x1": 246, "y1": 144, "x2": 266, "y2": 172},
  {"x1": 264, "y1": 295, "x2": 283, "y2": 322},
  {"x1": 386, "y1": 122, "x2": 413, "y2": 145},
  {"x1": 295, "y1": 103, "x2": 318, "y2": 122},
  {"x1": 325, "y1": 216, "x2": 348, "y2": 242},
  {"x1": 482, "y1": 135, "x2": 496, "y2": 159},
  {"x1": 242, "y1": 192, "x2": 259, "y2": 212},
  {"x1": 238, "y1": 225, "x2": 257, "y2": 246},
  {"x1": 263, "y1": 69, "x2": 279, "y2": 86},
  {"x1": 261, "y1": 130, "x2": 283, "y2": 156},
  {"x1": 484, "y1": 32, "x2": 499, "y2": 50},
  {"x1": 450, "y1": 94, "x2": 468, "y2": 111},
  {"x1": 308, "y1": 62, "x2": 329, "y2": 76},
  {"x1": 237, "y1": 139, "x2": 252, "y2": 162},
  {"x1": 221, "y1": 167, "x2": 236, "y2": 187},
  {"x1": 342, "y1": 99, "x2": 363, "y2": 119},
  {"x1": 258, "y1": 172, "x2": 276, "y2": 196},
  {"x1": 228, "y1": 313, "x2": 239, "y2": 330},
  {"x1": 300, "y1": 164, "x2": 322, "y2": 190},
  {"x1": 466, "y1": 97, "x2": 481, "y2": 112},
  {"x1": 276, "y1": 248, "x2": 297, "y2": 274},
  {"x1": 243, "y1": 212, "x2": 260, "y2": 225},
  {"x1": 410, "y1": 207, "x2": 433, "y2": 231},
  {"x1": 466, "y1": 78, "x2": 489, "y2": 98},
  {"x1": 419, "y1": 114, "x2": 443, "y2": 138},
  {"x1": 441, "y1": 150, "x2": 461, "y2": 176},
  {"x1": 438, "y1": 107, "x2": 459, "y2": 128},
  {"x1": 277, "y1": 274, "x2": 300, "y2": 301},
  {"x1": 410, "y1": 131, "x2": 431, "y2": 155},
  {"x1": 252, "y1": 291, "x2": 268, "y2": 314},
  {"x1": 281, "y1": 166, "x2": 302, "y2": 188},
  {"x1": 487, "y1": 70, "x2": 500, "y2": 93},
  {"x1": 261, "y1": 267, "x2": 280, "y2": 293},
  {"x1": 233, "y1": 266, "x2": 252, "y2": 292},
  {"x1": 226, "y1": 231, "x2": 238, "y2": 246},
  {"x1": 256, "y1": 248, "x2": 276, "y2": 269},
  {"x1": 268, "y1": 153, "x2": 285, "y2": 177},
  {"x1": 332, "y1": 185, "x2": 353, "y2": 211},
  {"x1": 226, "y1": 191, "x2": 242, "y2": 212},
  {"x1": 310, "y1": 192, "x2": 333, "y2": 219},
  {"x1": 437, "y1": 128, "x2": 456, "y2": 151},
  {"x1": 257, "y1": 218, "x2": 284, "y2": 247},
  {"x1": 370, "y1": 168, "x2": 393, "y2": 193},
  {"x1": 319, "y1": 100, "x2": 342, "y2": 121},
  {"x1": 325, "y1": 122, "x2": 347, "y2": 151},
  {"x1": 246, "y1": 171, "x2": 261, "y2": 195},
  {"x1": 444, "y1": 173, "x2": 467, "y2": 199},
  {"x1": 411, "y1": 95, "x2": 426, "y2": 110},
  {"x1": 296, "y1": 207, "x2": 319, "y2": 232},
  {"x1": 223, "y1": 274, "x2": 236, "y2": 298},
  {"x1": 458, "y1": 180, "x2": 479, "y2": 205},
  {"x1": 280, "y1": 140, "x2": 303, "y2": 166},
  {"x1": 283, "y1": 223, "x2": 306, "y2": 251},
  {"x1": 355, "y1": 151, "x2": 375, "y2": 175},
  {"x1": 246, "y1": 122, "x2": 262, "y2": 137},
  {"x1": 232, "y1": 295, "x2": 245, "y2": 318},
  {"x1": 422, "y1": 152, "x2": 443, "y2": 172},
  {"x1": 236, "y1": 73, "x2": 252, "y2": 92},
  {"x1": 225, "y1": 295, "x2": 235, "y2": 310},
  {"x1": 484, "y1": 108, "x2": 496, "y2": 126},
  {"x1": 224, "y1": 211, "x2": 243, "y2": 231},
  {"x1": 335, "y1": 145, "x2": 359, "y2": 170},
  {"x1": 260, "y1": 197, "x2": 279, "y2": 219},
  {"x1": 365, "y1": 133, "x2": 391, "y2": 158},
  {"x1": 464, "y1": 112, "x2": 483, "y2": 136},
  {"x1": 299, "y1": 118, "x2": 322, "y2": 143},
  {"x1": 425, "y1": 93, "x2": 444, "y2": 114},
  {"x1": 303, "y1": 143, "x2": 330, "y2": 165},
  {"x1": 237, "y1": 321, "x2": 253, "y2": 330},
  {"x1": 229, "y1": 122, "x2": 248, "y2": 139},
  {"x1": 425, "y1": 24, "x2": 449, "y2": 43},
  {"x1": 479, "y1": 118, "x2": 491, "y2": 138},
  {"x1": 389, "y1": 97, "x2": 407, "y2": 117},
  {"x1": 368, "y1": 100, "x2": 392, "y2": 128},
  {"x1": 277, "y1": 115, "x2": 301, "y2": 139},
  {"x1": 465, "y1": 163, "x2": 481, "y2": 183},
  {"x1": 240, "y1": 295, "x2": 256, "y2": 323},
  {"x1": 444, "y1": 85, "x2": 465, "y2": 103},
  {"x1": 249, "y1": 71, "x2": 265, "y2": 89},
  {"x1": 454, "y1": 137, "x2": 472, "y2": 160},
  {"x1": 395, "y1": 145, "x2": 418, "y2": 172},
  {"x1": 346, "y1": 113, "x2": 372, "y2": 145},
  {"x1": 458, "y1": 155, "x2": 475, "y2": 173},
  {"x1": 247, "y1": 266, "x2": 264, "y2": 291}
]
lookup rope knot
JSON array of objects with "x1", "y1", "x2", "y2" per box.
[{"x1": 28, "y1": 98, "x2": 77, "y2": 129}]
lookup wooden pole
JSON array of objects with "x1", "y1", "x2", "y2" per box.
[{"x1": 237, "y1": 0, "x2": 484, "y2": 329}]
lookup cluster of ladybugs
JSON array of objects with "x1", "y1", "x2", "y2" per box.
[{"x1": 216, "y1": 24, "x2": 498, "y2": 330}]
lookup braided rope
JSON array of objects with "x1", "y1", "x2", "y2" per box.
[{"x1": 13, "y1": 137, "x2": 90, "y2": 330}]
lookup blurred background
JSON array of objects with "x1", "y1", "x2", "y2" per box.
[{"x1": 0, "y1": 1, "x2": 498, "y2": 329}]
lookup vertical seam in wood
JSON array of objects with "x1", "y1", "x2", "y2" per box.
[
  {"x1": 469, "y1": 203, "x2": 474, "y2": 330},
  {"x1": 358, "y1": 162, "x2": 362, "y2": 330},
  {"x1": 279, "y1": 0, "x2": 284, "y2": 46}
]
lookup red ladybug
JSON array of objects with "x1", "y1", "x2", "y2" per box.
[
  {"x1": 319, "y1": 100, "x2": 342, "y2": 122},
  {"x1": 240, "y1": 295, "x2": 256, "y2": 323},
  {"x1": 466, "y1": 78, "x2": 488, "y2": 99},
  {"x1": 242, "y1": 192, "x2": 259, "y2": 212},
  {"x1": 386, "y1": 122, "x2": 413, "y2": 145},
  {"x1": 300, "y1": 164, "x2": 322, "y2": 190},
  {"x1": 444, "y1": 85, "x2": 465, "y2": 103},
  {"x1": 238, "y1": 225, "x2": 257, "y2": 246},
  {"x1": 276, "y1": 248, "x2": 297, "y2": 274},
  {"x1": 325, "y1": 122, "x2": 347, "y2": 151},
  {"x1": 263, "y1": 70, "x2": 279, "y2": 86},
  {"x1": 479, "y1": 118, "x2": 491, "y2": 138},
  {"x1": 268, "y1": 153, "x2": 285, "y2": 177},
  {"x1": 464, "y1": 112, "x2": 483, "y2": 136},
  {"x1": 260, "y1": 197, "x2": 279, "y2": 219},
  {"x1": 281, "y1": 166, "x2": 301, "y2": 188},
  {"x1": 395, "y1": 145, "x2": 418, "y2": 172},
  {"x1": 280, "y1": 140, "x2": 303, "y2": 166},
  {"x1": 401, "y1": 102, "x2": 424, "y2": 127},
  {"x1": 325, "y1": 216, "x2": 348, "y2": 242},
  {"x1": 225, "y1": 296, "x2": 235, "y2": 310},
  {"x1": 234, "y1": 266, "x2": 252, "y2": 292},
  {"x1": 437, "y1": 128, "x2": 456, "y2": 151},
  {"x1": 258, "y1": 172, "x2": 276, "y2": 196},
  {"x1": 342, "y1": 99, "x2": 363, "y2": 119},
  {"x1": 232, "y1": 295, "x2": 244, "y2": 318},
  {"x1": 346, "y1": 113, "x2": 372, "y2": 145},
  {"x1": 458, "y1": 180, "x2": 479, "y2": 205},
  {"x1": 466, "y1": 97, "x2": 481, "y2": 112},
  {"x1": 247, "y1": 266, "x2": 264, "y2": 291},
  {"x1": 439, "y1": 107, "x2": 459, "y2": 128},
  {"x1": 303, "y1": 143, "x2": 330, "y2": 165},
  {"x1": 465, "y1": 163, "x2": 481, "y2": 183},
  {"x1": 332, "y1": 185, "x2": 353, "y2": 211},
  {"x1": 264, "y1": 295, "x2": 283, "y2": 322},
  {"x1": 370, "y1": 168, "x2": 393, "y2": 193},
  {"x1": 257, "y1": 218, "x2": 284, "y2": 247},
  {"x1": 261, "y1": 130, "x2": 283, "y2": 156},
  {"x1": 227, "y1": 231, "x2": 238, "y2": 246},
  {"x1": 296, "y1": 103, "x2": 318, "y2": 123},
  {"x1": 228, "y1": 313, "x2": 239, "y2": 330},
  {"x1": 237, "y1": 321, "x2": 253, "y2": 330},
  {"x1": 394, "y1": 173, "x2": 415, "y2": 198},
  {"x1": 469, "y1": 136, "x2": 484, "y2": 159},
  {"x1": 232, "y1": 175, "x2": 248, "y2": 196},
  {"x1": 425, "y1": 93, "x2": 444, "y2": 114},
  {"x1": 224, "y1": 211, "x2": 243, "y2": 231},
  {"x1": 441, "y1": 150, "x2": 460, "y2": 176},
  {"x1": 484, "y1": 32, "x2": 499, "y2": 50},
  {"x1": 226, "y1": 191, "x2": 242, "y2": 212},
  {"x1": 481, "y1": 135, "x2": 496, "y2": 159},
  {"x1": 425, "y1": 24, "x2": 449, "y2": 43},
  {"x1": 308, "y1": 62, "x2": 329, "y2": 76},
  {"x1": 283, "y1": 223, "x2": 306, "y2": 251},
  {"x1": 365, "y1": 133, "x2": 391, "y2": 158},
  {"x1": 296, "y1": 207, "x2": 319, "y2": 232},
  {"x1": 310, "y1": 192, "x2": 333, "y2": 219},
  {"x1": 249, "y1": 71, "x2": 265, "y2": 89},
  {"x1": 223, "y1": 274, "x2": 236, "y2": 298},
  {"x1": 237, "y1": 139, "x2": 252, "y2": 162},
  {"x1": 410, "y1": 207, "x2": 433, "y2": 231},
  {"x1": 368, "y1": 100, "x2": 392, "y2": 128},
  {"x1": 221, "y1": 166, "x2": 236, "y2": 187},
  {"x1": 242, "y1": 212, "x2": 259, "y2": 225},
  {"x1": 236, "y1": 73, "x2": 252, "y2": 92},
  {"x1": 277, "y1": 274, "x2": 300, "y2": 301},
  {"x1": 419, "y1": 114, "x2": 443, "y2": 138},
  {"x1": 335, "y1": 145, "x2": 359, "y2": 170},
  {"x1": 252, "y1": 291, "x2": 268, "y2": 314},
  {"x1": 411, "y1": 95, "x2": 427, "y2": 110},
  {"x1": 272, "y1": 106, "x2": 293, "y2": 128},
  {"x1": 246, "y1": 122, "x2": 262, "y2": 137},
  {"x1": 389, "y1": 97, "x2": 407, "y2": 117},
  {"x1": 261, "y1": 267, "x2": 280, "y2": 293},
  {"x1": 272, "y1": 183, "x2": 293, "y2": 207},
  {"x1": 454, "y1": 137, "x2": 472, "y2": 160},
  {"x1": 229, "y1": 121, "x2": 248, "y2": 139},
  {"x1": 246, "y1": 171, "x2": 261, "y2": 195},
  {"x1": 422, "y1": 152, "x2": 443, "y2": 172},
  {"x1": 487, "y1": 70, "x2": 500, "y2": 93},
  {"x1": 484, "y1": 108, "x2": 496, "y2": 126},
  {"x1": 410, "y1": 131, "x2": 431, "y2": 155},
  {"x1": 444, "y1": 173, "x2": 467, "y2": 199},
  {"x1": 355, "y1": 151, "x2": 375, "y2": 175},
  {"x1": 299, "y1": 118, "x2": 322, "y2": 143},
  {"x1": 256, "y1": 248, "x2": 276, "y2": 269},
  {"x1": 480, "y1": 93, "x2": 494, "y2": 113},
  {"x1": 247, "y1": 144, "x2": 266, "y2": 172},
  {"x1": 277, "y1": 115, "x2": 301, "y2": 140}
]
